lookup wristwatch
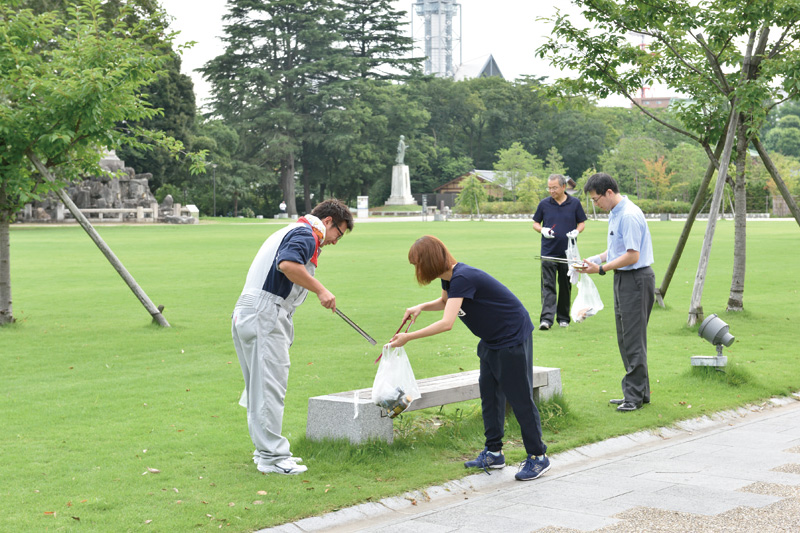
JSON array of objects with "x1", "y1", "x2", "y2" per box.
[{"x1": 598, "y1": 265, "x2": 606, "y2": 276}]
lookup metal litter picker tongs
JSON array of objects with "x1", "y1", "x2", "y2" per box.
[{"x1": 334, "y1": 308, "x2": 377, "y2": 345}]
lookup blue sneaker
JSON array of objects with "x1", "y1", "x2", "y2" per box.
[
  {"x1": 515, "y1": 455, "x2": 551, "y2": 481},
  {"x1": 464, "y1": 448, "x2": 505, "y2": 471}
]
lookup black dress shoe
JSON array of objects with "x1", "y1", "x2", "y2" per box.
[
  {"x1": 609, "y1": 398, "x2": 650, "y2": 405},
  {"x1": 616, "y1": 401, "x2": 642, "y2": 412}
]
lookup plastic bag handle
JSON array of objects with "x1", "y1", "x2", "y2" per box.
[{"x1": 375, "y1": 317, "x2": 412, "y2": 363}]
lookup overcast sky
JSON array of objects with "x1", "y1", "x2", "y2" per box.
[{"x1": 159, "y1": 0, "x2": 637, "y2": 108}]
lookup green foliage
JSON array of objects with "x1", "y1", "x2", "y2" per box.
[
  {"x1": 200, "y1": 0, "x2": 422, "y2": 215},
  {"x1": 0, "y1": 0, "x2": 203, "y2": 222},
  {"x1": 634, "y1": 198, "x2": 693, "y2": 214},
  {"x1": 537, "y1": 394, "x2": 573, "y2": 434},
  {"x1": 116, "y1": 53, "x2": 198, "y2": 191},
  {"x1": 154, "y1": 184, "x2": 181, "y2": 204},
  {"x1": 642, "y1": 155, "x2": 674, "y2": 202},
  {"x1": 537, "y1": 0, "x2": 800, "y2": 190},
  {"x1": 471, "y1": 201, "x2": 529, "y2": 215},
  {"x1": 765, "y1": 115, "x2": 800, "y2": 158},
  {"x1": 493, "y1": 142, "x2": 544, "y2": 201},
  {"x1": 667, "y1": 142, "x2": 709, "y2": 202},
  {"x1": 516, "y1": 175, "x2": 544, "y2": 211},
  {"x1": 597, "y1": 137, "x2": 667, "y2": 197},
  {"x1": 455, "y1": 174, "x2": 488, "y2": 215},
  {"x1": 338, "y1": 0, "x2": 422, "y2": 79},
  {"x1": 545, "y1": 146, "x2": 568, "y2": 176}
]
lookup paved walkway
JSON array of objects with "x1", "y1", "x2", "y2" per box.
[{"x1": 262, "y1": 395, "x2": 800, "y2": 532}]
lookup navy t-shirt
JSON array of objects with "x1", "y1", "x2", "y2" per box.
[
  {"x1": 264, "y1": 226, "x2": 317, "y2": 298},
  {"x1": 441, "y1": 263, "x2": 534, "y2": 349},
  {"x1": 532, "y1": 195, "x2": 587, "y2": 257}
]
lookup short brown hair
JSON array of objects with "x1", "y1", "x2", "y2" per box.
[
  {"x1": 311, "y1": 198, "x2": 354, "y2": 232},
  {"x1": 408, "y1": 235, "x2": 456, "y2": 285}
]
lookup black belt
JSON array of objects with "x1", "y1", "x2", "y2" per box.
[{"x1": 616, "y1": 265, "x2": 652, "y2": 273}]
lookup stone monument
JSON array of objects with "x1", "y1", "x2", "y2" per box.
[{"x1": 385, "y1": 135, "x2": 417, "y2": 206}]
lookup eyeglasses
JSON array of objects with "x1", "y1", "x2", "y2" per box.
[
  {"x1": 590, "y1": 193, "x2": 604, "y2": 204},
  {"x1": 331, "y1": 223, "x2": 344, "y2": 241},
  {"x1": 547, "y1": 186, "x2": 562, "y2": 191}
]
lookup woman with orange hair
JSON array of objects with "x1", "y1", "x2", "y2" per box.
[{"x1": 390, "y1": 235, "x2": 550, "y2": 481}]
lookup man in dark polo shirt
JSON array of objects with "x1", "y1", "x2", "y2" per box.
[{"x1": 532, "y1": 174, "x2": 587, "y2": 330}]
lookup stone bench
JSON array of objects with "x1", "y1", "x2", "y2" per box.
[{"x1": 306, "y1": 366, "x2": 561, "y2": 444}]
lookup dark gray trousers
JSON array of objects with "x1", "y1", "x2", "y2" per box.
[
  {"x1": 540, "y1": 260, "x2": 572, "y2": 325},
  {"x1": 613, "y1": 266, "x2": 655, "y2": 405}
]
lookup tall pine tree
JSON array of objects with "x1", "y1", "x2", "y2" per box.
[
  {"x1": 201, "y1": 0, "x2": 422, "y2": 213},
  {"x1": 339, "y1": 0, "x2": 420, "y2": 80},
  {"x1": 201, "y1": 0, "x2": 355, "y2": 216}
]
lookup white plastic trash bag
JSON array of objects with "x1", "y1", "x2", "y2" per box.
[
  {"x1": 372, "y1": 344, "x2": 421, "y2": 418},
  {"x1": 566, "y1": 236, "x2": 582, "y2": 285},
  {"x1": 570, "y1": 273, "x2": 604, "y2": 322}
]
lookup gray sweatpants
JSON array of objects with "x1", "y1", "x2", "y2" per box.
[{"x1": 232, "y1": 291, "x2": 296, "y2": 465}]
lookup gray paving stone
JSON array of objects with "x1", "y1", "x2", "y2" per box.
[
  {"x1": 557, "y1": 471, "x2": 674, "y2": 494},
  {"x1": 415, "y1": 507, "x2": 556, "y2": 533},
  {"x1": 499, "y1": 504, "x2": 621, "y2": 531},
  {"x1": 368, "y1": 520, "x2": 459, "y2": 533},
  {"x1": 607, "y1": 483, "x2": 780, "y2": 516},
  {"x1": 636, "y1": 470, "x2": 754, "y2": 490}
]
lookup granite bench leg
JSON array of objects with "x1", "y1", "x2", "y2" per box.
[
  {"x1": 307, "y1": 394, "x2": 394, "y2": 444},
  {"x1": 532, "y1": 366, "x2": 562, "y2": 403}
]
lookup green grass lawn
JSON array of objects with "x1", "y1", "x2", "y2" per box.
[{"x1": 2, "y1": 217, "x2": 799, "y2": 531}]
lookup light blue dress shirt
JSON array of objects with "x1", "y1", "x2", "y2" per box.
[{"x1": 607, "y1": 196, "x2": 654, "y2": 270}]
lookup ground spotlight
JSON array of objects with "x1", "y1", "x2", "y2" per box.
[{"x1": 691, "y1": 314, "x2": 735, "y2": 368}]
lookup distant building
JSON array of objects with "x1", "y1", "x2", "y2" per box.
[
  {"x1": 630, "y1": 96, "x2": 685, "y2": 109},
  {"x1": 453, "y1": 54, "x2": 504, "y2": 81},
  {"x1": 434, "y1": 169, "x2": 507, "y2": 198},
  {"x1": 414, "y1": 0, "x2": 461, "y2": 77}
]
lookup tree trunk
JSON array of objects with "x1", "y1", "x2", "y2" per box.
[
  {"x1": 752, "y1": 137, "x2": 800, "y2": 226},
  {"x1": 655, "y1": 134, "x2": 726, "y2": 306},
  {"x1": 0, "y1": 216, "x2": 12, "y2": 325},
  {"x1": 28, "y1": 154, "x2": 170, "y2": 327},
  {"x1": 281, "y1": 153, "x2": 296, "y2": 218},
  {"x1": 688, "y1": 108, "x2": 740, "y2": 326},
  {"x1": 302, "y1": 165, "x2": 312, "y2": 214},
  {"x1": 727, "y1": 121, "x2": 748, "y2": 312}
]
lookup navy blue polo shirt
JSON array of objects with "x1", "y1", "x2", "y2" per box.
[
  {"x1": 441, "y1": 263, "x2": 534, "y2": 349},
  {"x1": 532, "y1": 194, "x2": 587, "y2": 257}
]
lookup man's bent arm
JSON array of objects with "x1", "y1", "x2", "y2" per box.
[{"x1": 278, "y1": 260, "x2": 335, "y2": 310}]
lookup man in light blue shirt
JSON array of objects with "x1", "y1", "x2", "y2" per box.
[{"x1": 578, "y1": 173, "x2": 655, "y2": 412}]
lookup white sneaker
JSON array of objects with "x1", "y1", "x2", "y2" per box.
[
  {"x1": 253, "y1": 451, "x2": 302, "y2": 464},
  {"x1": 257, "y1": 457, "x2": 308, "y2": 475}
]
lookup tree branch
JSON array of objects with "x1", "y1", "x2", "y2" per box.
[
  {"x1": 693, "y1": 32, "x2": 732, "y2": 94},
  {"x1": 767, "y1": 22, "x2": 799, "y2": 59}
]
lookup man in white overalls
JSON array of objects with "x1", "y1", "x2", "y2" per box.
[{"x1": 232, "y1": 199, "x2": 353, "y2": 475}]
